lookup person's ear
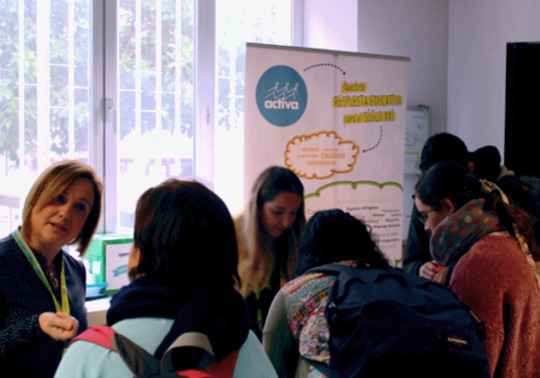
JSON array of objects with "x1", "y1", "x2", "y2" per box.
[{"x1": 440, "y1": 198, "x2": 456, "y2": 215}]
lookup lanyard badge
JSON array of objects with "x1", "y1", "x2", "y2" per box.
[{"x1": 13, "y1": 229, "x2": 70, "y2": 314}]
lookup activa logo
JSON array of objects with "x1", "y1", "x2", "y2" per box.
[
  {"x1": 265, "y1": 98, "x2": 299, "y2": 110},
  {"x1": 263, "y1": 81, "x2": 301, "y2": 110},
  {"x1": 256, "y1": 65, "x2": 307, "y2": 127}
]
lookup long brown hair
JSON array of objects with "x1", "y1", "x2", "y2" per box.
[{"x1": 239, "y1": 166, "x2": 305, "y2": 295}]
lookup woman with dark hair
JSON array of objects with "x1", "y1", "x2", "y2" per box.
[
  {"x1": 262, "y1": 209, "x2": 388, "y2": 377},
  {"x1": 0, "y1": 159, "x2": 102, "y2": 377},
  {"x1": 403, "y1": 132, "x2": 471, "y2": 279},
  {"x1": 292, "y1": 209, "x2": 387, "y2": 277},
  {"x1": 235, "y1": 166, "x2": 306, "y2": 337},
  {"x1": 56, "y1": 179, "x2": 277, "y2": 377},
  {"x1": 414, "y1": 161, "x2": 540, "y2": 377}
]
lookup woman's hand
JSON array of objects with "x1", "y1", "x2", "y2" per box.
[
  {"x1": 38, "y1": 312, "x2": 79, "y2": 341},
  {"x1": 419, "y1": 260, "x2": 444, "y2": 280}
]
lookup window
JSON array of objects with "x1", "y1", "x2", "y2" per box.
[
  {"x1": 114, "y1": 0, "x2": 196, "y2": 233},
  {"x1": 214, "y1": 0, "x2": 292, "y2": 213},
  {"x1": 0, "y1": 0, "x2": 294, "y2": 237},
  {"x1": 0, "y1": 0, "x2": 91, "y2": 236}
]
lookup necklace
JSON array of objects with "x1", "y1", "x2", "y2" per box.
[{"x1": 46, "y1": 266, "x2": 59, "y2": 289}]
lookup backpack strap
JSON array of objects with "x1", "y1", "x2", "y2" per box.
[
  {"x1": 305, "y1": 260, "x2": 390, "y2": 282},
  {"x1": 161, "y1": 332, "x2": 214, "y2": 372},
  {"x1": 70, "y1": 325, "x2": 161, "y2": 377},
  {"x1": 70, "y1": 325, "x2": 115, "y2": 349},
  {"x1": 112, "y1": 331, "x2": 161, "y2": 377},
  {"x1": 174, "y1": 351, "x2": 239, "y2": 378},
  {"x1": 161, "y1": 331, "x2": 238, "y2": 378},
  {"x1": 72, "y1": 326, "x2": 238, "y2": 378},
  {"x1": 300, "y1": 356, "x2": 333, "y2": 378}
]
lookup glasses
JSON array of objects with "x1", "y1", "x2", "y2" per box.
[{"x1": 418, "y1": 205, "x2": 438, "y2": 225}]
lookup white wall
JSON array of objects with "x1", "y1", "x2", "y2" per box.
[
  {"x1": 356, "y1": 0, "x2": 449, "y2": 137},
  {"x1": 303, "y1": 0, "x2": 358, "y2": 51},
  {"x1": 447, "y1": 0, "x2": 540, "y2": 156},
  {"x1": 303, "y1": 0, "x2": 449, "y2": 136}
]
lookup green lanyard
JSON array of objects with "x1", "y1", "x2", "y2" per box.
[{"x1": 13, "y1": 229, "x2": 70, "y2": 314}]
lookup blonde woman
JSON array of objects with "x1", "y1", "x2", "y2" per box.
[
  {"x1": 0, "y1": 160, "x2": 102, "y2": 377},
  {"x1": 235, "y1": 166, "x2": 305, "y2": 338}
]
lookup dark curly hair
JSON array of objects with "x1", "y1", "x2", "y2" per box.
[{"x1": 294, "y1": 209, "x2": 389, "y2": 277}]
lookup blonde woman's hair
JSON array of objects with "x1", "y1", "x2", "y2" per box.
[
  {"x1": 21, "y1": 159, "x2": 102, "y2": 256},
  {"x1": 239, "y1": 166, "x2": 305, "y2": 295}
]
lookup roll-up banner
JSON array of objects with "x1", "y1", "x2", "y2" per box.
[{"x1": 244, "y1": 43, "x2": 410, "y2": 265}]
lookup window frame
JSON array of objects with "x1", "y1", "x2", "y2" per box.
[{"x1": 90, "y1": 0, "x2": 302, "y2": 234}]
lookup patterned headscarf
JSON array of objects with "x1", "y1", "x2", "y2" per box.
[
  {"x1": 430, "y1": 180, "x2": 540, "y2": 290},
  {"x1": 430, "y1": 198, "x2": 502, "y2": 285}
]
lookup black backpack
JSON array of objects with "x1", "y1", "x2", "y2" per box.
[{"x1": 305, "y1": 262, "x2": 490, "y2": 378}]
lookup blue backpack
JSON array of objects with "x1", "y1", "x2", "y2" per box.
[{"x1": 305, "y1": 262, "x2": 490, "y2": 378}]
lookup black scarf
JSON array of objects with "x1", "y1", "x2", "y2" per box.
[{"x1": 106, "y1": 275, "x2": 249, "y2": 361}]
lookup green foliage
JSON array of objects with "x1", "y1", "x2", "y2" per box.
[
  {"x1": 0, "y1": 0, "x2": 91, "y2": 166},
  {"x1": 1, "y1": 0, "x2": 197, "y2": 166},
  {"x1": 0, "y1": 0, "x2": 21, "y2": 165},
  {"x1": 118, "y1": 0, "x2": 194, "y2": 139}
]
